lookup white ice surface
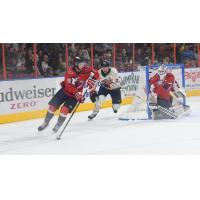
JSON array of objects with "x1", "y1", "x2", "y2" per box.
[{"x1": 0, "y1": 96, "x2": 200, "y2": 154}]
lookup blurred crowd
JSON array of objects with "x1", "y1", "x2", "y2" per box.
[{"x1": 0, "y1": 43, "x2": 199, "y2": 80}]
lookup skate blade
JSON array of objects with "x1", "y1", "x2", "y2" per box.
[
  {"x1": 37, "y1": 130, "x2": 47, "y2": 135},
  {"x1": 51, "y1": 130, "x2": 58, "y2": 135}
]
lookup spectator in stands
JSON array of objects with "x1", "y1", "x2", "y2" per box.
[
  {"x1": 48, "y1": 44, "x2": 61, "y2": 74},
  {"x1": 176, "y1": 44, "x2": 184, "y2": 63},
  {"x1": 16, "y1": 51, "x2": 26, "y2": 73},
  {"x1": 190, "y1": 59, "x2": 197, "y2": 67},
  {"x1": 38, "y1": 49, "x2": 43, "y2": 63},
  {"x1": 24, "y1": 49, "x2": 34, "y2": 74},
  {"x1": 0, "y1": 48, "x2": 2, "y2": 73},
  {"x1": 94, "y1": 53, "x2": 101, "y2": 69},
  {"x1": 192, "y1": 45, "x2": 198, "y2": 61},
  {"x1": 8, "y1": 57, "x2": 18, "y2": 74},
  {"x1": 135, "y1": 47, "x2": 142, "y2": 64},
  {"x1": 79, "y1": 44, "x2": 90, "y2": 60},
  {"x1": 184, "y1": 59, "x2": 191, "y2": 68},
  {"x1": 6, "y1": 45, "x2": 18, "y2": 73},
  {"x1": 163, "y1": 56, "x2": 172, "y2": 65},
  {"x1": 180, "y1": 45, "x2": 195, "y2": 63},
  {"x1": 38, "y1": 54, "x2": 53, "y2": 77},
  {"x1": 122, "y1": 48, "x2": 127, "y2": 64}
]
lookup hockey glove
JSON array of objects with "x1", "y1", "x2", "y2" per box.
[
  {"x1": 87, "y1": 78, "x2": 97, "y2": 91},
  {"x1": 60, "y1": 81, "x2": 65, "y2": 88},
  {"x1": 75, "y1": 92, "x2": 85, "y2": 103},
  {"x1": 101, "y1": 79, "x2": 113, "y2": 89}
]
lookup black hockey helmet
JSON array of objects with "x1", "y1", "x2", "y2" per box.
[
  {"x1": 74, "y1": 56, "x2": 87, "y2": 68},
  {"x1": 101, "y1": 59, "x2": 110, "y2": 67}
]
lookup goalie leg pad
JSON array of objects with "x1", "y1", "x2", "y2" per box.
[{"x1": 153, "y1": 106, "x2": 177, "y2": 120}]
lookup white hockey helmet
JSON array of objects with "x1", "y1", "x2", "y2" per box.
[{"x1": 157, "y1": 64, "x2": 167, "y2": 79}]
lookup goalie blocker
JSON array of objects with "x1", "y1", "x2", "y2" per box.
[{"x1": 119, "y1": 64, "x2": 191, "y2": 121}]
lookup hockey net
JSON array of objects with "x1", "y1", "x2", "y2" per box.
[{"x1": 119, "y1": 64, "x2": 185, "y2": 120}]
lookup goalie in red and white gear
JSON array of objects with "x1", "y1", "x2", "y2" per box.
[
  {"x1": 119, "y1": 64, "x2": 190, "y2": 121},
  {"x1": 38, "y1": 56, "x2": 99, "y2": 133},
  {"x1": 88, "y1": 59, "x2": 122, "y2": 120},
  {"x1": 149, "y1": 64, "x2": 190, "y2": 119}
]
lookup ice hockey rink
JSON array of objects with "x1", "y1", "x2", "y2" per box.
[{"x1": 0, "y1": 96, "x2": 200, "y2": 154}]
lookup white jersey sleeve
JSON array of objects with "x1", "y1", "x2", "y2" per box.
[{"x1": 99, "y1": 67, "x2": 121, "y2": 89}]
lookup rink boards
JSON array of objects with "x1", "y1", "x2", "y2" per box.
[{"x1": 1, "y1": 67, "x2": 200, "y2": 124}]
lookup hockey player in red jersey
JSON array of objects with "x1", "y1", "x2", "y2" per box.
[{"x1": 38, "y1": 56, "x2": 99, "y2": 133}]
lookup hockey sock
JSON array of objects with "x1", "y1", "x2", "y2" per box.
[
  {"x1": 44, "y1": 111, "x2": 54, "y2": 124},
  {"x1": 38, "y1": 111, "x2": 54, "y2": 131},
  {"x1": 43, "y1": 105, "x2": 57, "y2": 124},
  {"x1": 52, "y1": 114, "x2": 67, "y2": 133},
  {"x1": 57, "y1": 114, "x2": 66, "y2": 126}
]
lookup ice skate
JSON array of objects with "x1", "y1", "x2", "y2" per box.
[
  {"x1": 38, "y1": 121, "x2": 49, "y2": 132},
  {"x1": 112, "y1": 108, "x2": 118, "y2": 113},
  {"x1": 88, "y1": 110, "x2": 99, "y2": 120},
  {"x1": 52, "y1": 123, "x2": 62, "y2": 134}
]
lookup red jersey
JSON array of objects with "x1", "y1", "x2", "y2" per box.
[
  {"x1": 150, "y1": 73, "x2": 178, "y2": 100},
  {"x1": 61, "y1": 66, "x2": 99, "y2": 97}
]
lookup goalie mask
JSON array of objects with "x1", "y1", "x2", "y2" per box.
[{"x1": 158, "y1": 64, "x2": 167, "y2": 80}]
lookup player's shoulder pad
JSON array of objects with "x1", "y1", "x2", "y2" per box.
[
  {"x1": 82, "y1": 66, "x2": 94, "y2": 73},
  {"x1": 98, "y1": 68, "x2": 102, "y2": 73},
  {"x1": 111, "y1": 67, "x2": 119, "y2": 73}
]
